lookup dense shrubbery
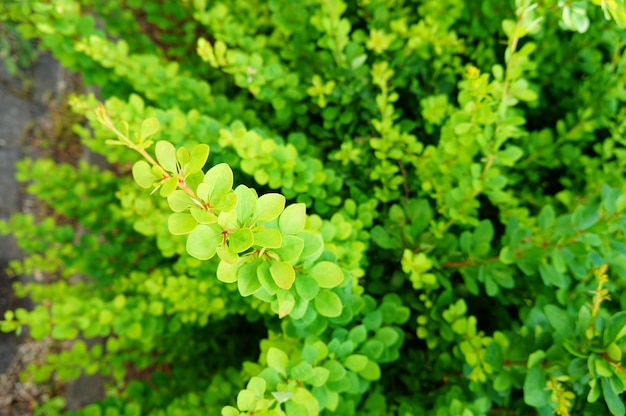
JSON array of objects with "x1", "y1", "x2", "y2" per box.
[{"x1": 2, "y1": 0, "x2": 626, "y2": 415}]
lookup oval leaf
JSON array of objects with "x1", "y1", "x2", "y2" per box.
[
  {"x1": 275, "y1": 235, "x2": 304, "y2": 263},
  {"x1": 279, "y1": 203, "x2": 306, "y2": 235},
  {"x1": 314, "y1": 290, "x2": 343, "y2": 318},
  {"x1": 253, "y1": 228, "x2": 283, "y2": 249},
  {"x1": 140, "y1": 117, "x2": 160, "y2": 141},
  {"x1": 309, "y1": 261, "x2": 344, "y2": 288},
  {"x1": 132, "y1": 160, "x2": 156, "y2": 188},
  {"x1": 238, "y1": 262, "x2": 261, "y2": 296},
  {"x1": 255, "y1": 193, "x2": 286, "y2": 222},
  {"x1": 203, "y1": 163, "x2": 234, "y2": 202},
  {"x1": 270, "y1": 261, "x2": 296, "y2": 289},
  {"x1": 186, "y1": 224, "x2": 221, "y2": 260},
  {"x1": 167, "y1": 190, "x2": 193, "y2": 212},
  {"x1": 185, "y1": 143, "x2": 210, "y2": 175},
  {"x1": 229, "y1": 227, "x2": 254, "y2": 253},
  {"x1": 168, "y1": 213, "x2": 197, "y2": 235},
  {"x1": 155, "y1": 141, "x2": 177, "y2": 173}
]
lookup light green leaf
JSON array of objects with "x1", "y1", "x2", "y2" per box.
[
  {"x1": 132, "y1": 160, "x2": 156, "y2": 188},
  {"x1": 238, "y1": 262, "x2": 261, "y2": 296},
  {"x1": 221, "y1": 406, "x2": 240, "y2": 416},
  {"x1": 159, "y1": 176, "x2": 177, "y2": 197},
  {"x1": 271, "y1": 391, "x2": 293, "y2": 404},
  {"x1": 267, "y1": 347, "x2": 289, "y2": 376},
  {"x1": 314, "y1": 290, "x2": 342, "y2": 317},
  {"x1": 309, "y1": 261, "x2": 344, "y2": 288},
  {"x1": 253, "y1": 228, "x2": 282, "y2": 249},
  {"x1": 237, "y1": 389, "x2": 257, "y2": 411},
  {"x1": 275, "y1": 235, "x2": 304, "y2": 262},
  {"x1": 168, "y1": 213, "x2": 197, "y2": 235},
  {"x1": 523, "y1": 366, "x2": 548, "y2": 407},
  {"x1": 298, "y1": 232, "x2": 324, "y2": 262},
  {"x1": 167, "y1": 190, "x2": 194, "y2": 212},
  {"x1": 358, "y1": 360, "x2": 381, "y2": 381},
  {"x1": 270, "y1": 261, "x2": 295, "y2": 289},
  {"x1": 255, "y1": 193, "x2": 286, "y2": 222},
  {"x1": 176, "y1": 147, "x2": 190, "y2": 166},
  {"x1": 186, "y1": 224, "x2": 221, "y2": 260},
  {"x1": 234, "y1": 185, "x2": 257, "y2": 224},
  {"x1": 185, "y1": 143, "x2": 209, "y2": 175},
  {"x1": 343, "y1": 354, "x2": 368, "y2": 372},
  {"x1": 604, "y1": 311, "x2": 626, "y2": 345},
  {"x1": 217, "y1": 260, "x2": 238, "y2": 283},
  {"x1": 155, "y1": 141, "x2": 178, "y2": 173},
  {"x1": 279, "y1": 203, "x2": 306, "y2": 235},
  {"x1": 190, "y1": 206, "x2": 217, "y2": 224},
  {"x1": 216, "y1": 244, "x2": 239, "y2": 265},
  {"x1": 229, "y1": 228, "x2": 254, "y2": 253},
  {"x1": 257, "y1": 262, "x2": 279, "y2": 295},
  {"x1": 140, "y1": 118, "x2": 160, "y2": 141},
  {"x1": 307, "y1": 367, "x2": 330, "y2": 387},
  {"x1": 295, "y1": 274, "x2": 319, "y2": 301},
  {"x1": 277, "y1": 289, "x2": 295, "y2": 318},
  {"x1": 203, "y1": 163, "x2": 234, "y2": 202},
  {"x1": 213, "y1": 192, "x2": 238, "y2": 212},
  {"x1": 247, "y1": 377, "x2": 266, "y2": 397}
]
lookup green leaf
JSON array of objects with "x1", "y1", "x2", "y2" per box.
[
  {"x1": 186, "y1": 224, "x2": 221, "y2": 260},
  {"x1": 523, "y1": 366, "x2": 548, "y2": 407},
  {"x1": 140, "y1": 118, "x2": 160, "y2": 141},
  {"x1": 237, "y1": 389, "x2": 257, "y2": 411},
  {"x1": 279, "y1": 203, "x2": 306, "y2": 235},
  {"x1": 247, "y1": 376, "x2": 266, "y2": 397},
  {"x1": 270, "y1": 261, "x2": 296, "y2": 289},
  {"x1": 604, "y1": 311, "x2": 626, "y2": 345},
  {"x1": 159, "y1": 176, "x2": 178, "y2": 197},
  {"x1": 298, "y1": 232, "x2": 324, "y2": 263},
  {"x1": 544, "y1": 305, "x2": 575, "y2": 338},
  {"x1": 271, "y1": 391, "x2": 293, "y2": 404},
  {"x1": 167, "y1": 190, "x2": 194, "y2": 212},
  {"x1": 253, "y1": 228, "x2": 282, "y2": 249},
  {"x1": 602, "y1": 377, "x2": 626, "y2": 416},
  {"x1": 277, "y1": 289, "x2": 295, "y2": 318},
  {"x1": 314, "y1": 290, "x2": 343, "y2": 317},
  {"x1": 496, "y1": 145, "x2": 523, "y2": 167},
  {"x1": 275, "y1": 235, "x2": 305, "y2": 262},
  {"x1": 221, "y1": 406, "x2": 240, "y2": 416},
  {"x1": 155, "y1": 141, "x2": 178, "y2": 173},
  {"x1": 132, "y1": 160, "x2": 156, "y2": 188},
  {"x1": 185, "y1": 143, "x2": 209, "y2": 175},
  {"x1": 229, "y1": 228, "x2": 254, "y2": 253},
  {"x1": 537, "y1": 205, "x2": 555, "y2": 230},
  {"x1": 255, "y1": 193, "x2": 286, "y2": 222},
  {"x1": 291, "y1": 361, "x2": 314, "y2": 381},
  {"x1": 343, "y1": 354, "x2": 368, "y2": 372},
  {"x1": 190, "y1": 206, "x2": 218, "y2": 224},
  {"x1": 309, "y1": 261, "x2": 344, "y2": 288},
  {"x1": 202, "y1": 163, "x2": 234, "y2": 202},
  {"x1": 539, "y1": 263, "x2": 566, "y2": 288},
  {"x1": 238, "y1": 262, "x2": 261, "y2": 296},
  {"x1": 295, "y1": 274, "x2": 319, "y2": 301},
  {"x1": 257, "y1": 262, "x2": 279, "y2": 295},
  {"x1": 168, "y1": 213, "x2": 197, "y2": 235},
  {"x1": 234, "y1": 185, "x2": 257, "y2": 224},
  {"x1": 308, "y1": 366, "x2": 330, "y2": 387},
  {"x1": 217, "y1": 260, "x2": 238, "y2": 283},
  {"x1": 216, "y1": 244, "x2": 239, "y2": 265},
  {"x1": 358, "y1": 360, "x2": 381, "y2": 381}
]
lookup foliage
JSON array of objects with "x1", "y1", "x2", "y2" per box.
[{"x1": 1, "y1": 0, "x2": 626, "y2": 415}]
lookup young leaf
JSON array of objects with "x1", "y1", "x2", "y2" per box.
[
  {"x1": 132, "y1": 160, "x2": 156, "y2": 188},
  {"x1": 255, "y1": 193, "x2": 286, "y2": 222},
  {"x1": 270, "y1": 261, "x2": 296, "y2": 289},
  {"x1": 277, "y1": 289, "x2": 296, "y2": 318},
  {"x1": 140, "y1": 118, "x2": 160, "y2": 141},
  {"x1": 238, "y1": 262, "x2": 262, "y2": 297},
  {"x1": 186, "y1": 224, "x2": 221, "y2": 260},
  {"x1": 253, "y1": 228, "x2": 282, "y2": 249},
  {"x1": 190, "y1": 206, "x2": 218, "y2": 224},
  {"x1": 203, "y1": 163, "x2": 234, "y2": 202},
  {"x1": 159, "y1": 176, "x2": 178, "y2": 197},
  {"x1": 168, "y1": 213, "x2": 197, "y2": 235},
  {"x1": 155, "y1": 141, "x2": 178, "y2": 173},
  {"x1": 295, "y1": 274, "x2": 319, "y2": 301},
  {"x1": 216, "y1": 244, "x2": 239, "y2": 265},
  {"x1": 314, "y1": 290, "x2": 343, "y2": 317},
  {"x1": 309, "y1": 261, "x2": 344, "y2": 288},
  {"x1": 275, "y1": 235, "x2": 305, "y2": 262},
  {"x1": 279, "y1": 203, "x2": 306, "y2": 235},
  {"x1": 185, "y1": 143, "x2": 210, "y2": 175},
  {"x1": 267, "y1": 347, "x2": 289, "y2": 376},
  {"x1": 257, "y1": 262, "x2": 279, "y2": 295},
  {"x1": 234, "y1": 185, "x2": 257, "y2": 224},
  {"x1": 228, "y1": 228, "x2": 254, "y2": 253},
  {"x1": 167, "y1": 190, "x2": 194, "y2": 212},
  {"x1": 217, "y1": 260, "x2": 238, "y2": 283}
]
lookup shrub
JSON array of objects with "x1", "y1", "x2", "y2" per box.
[{"x1": 2, "y1": 0, "x2": 626, "y2": 415}]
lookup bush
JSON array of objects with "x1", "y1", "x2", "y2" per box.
[{"x1": 2, "y1": 0, "x2": 626, "y2": 415}]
